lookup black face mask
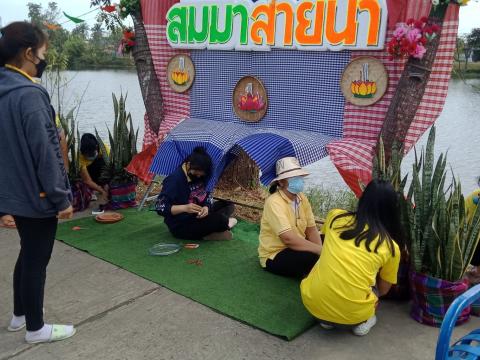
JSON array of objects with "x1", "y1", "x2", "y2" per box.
[
  {"x1": 34, "y1": 56, "x2": 47, "y2": 78},
  {"x1": 188, "y1": 172, "x2": 204, "y2": 184}
]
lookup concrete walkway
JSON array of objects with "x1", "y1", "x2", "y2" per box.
[{"x1": 1, "y1": 214, "x2": 479, "y2": 360}]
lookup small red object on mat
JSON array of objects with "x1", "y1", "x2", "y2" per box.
[
  {"x1": 184, "y1": 243, "x2": 199, "y2": 249},
  {"x1": 187, "y1": 259, "x2": 203, "y2": 266},
  {"x1": 72, "y1": 226, "x2": 86, "y2": 231}
]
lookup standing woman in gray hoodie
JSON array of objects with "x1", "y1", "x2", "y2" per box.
[{"x1": 0, "y1": 22, "x2": 76, "y2": 344}]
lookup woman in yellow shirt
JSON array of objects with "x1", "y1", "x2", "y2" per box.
[
  {"x1": 300, "y1": 179, "x2": 402, "y2": 336},
  {"x1": 79, "y1": 133, "x2": 109, "y2": 198},
  {"x1": 258, "y1": 157, "x2": 322, "y2": 278},
  {"x1": 464, "y1": 188, "x2": 480, "y2": 282}
]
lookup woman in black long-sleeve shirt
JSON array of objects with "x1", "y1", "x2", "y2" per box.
[{"x1": 155, "y1": 147, "x2": 237, "y2": 240}]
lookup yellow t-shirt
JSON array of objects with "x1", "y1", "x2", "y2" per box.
[
  {"x1": 258, "y1": 190, "x2": 316, "y2": 267},
  {"x1": 300, "y1": 209, "x2": 400, "y2": 325},
  {"x1": 79, "y1": 144, "x2": 110, "y2": 170},
  {"x1": 466, "y1": 189, "x2": 480, "y2": 222}
]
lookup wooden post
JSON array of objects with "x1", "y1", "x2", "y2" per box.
[
  {"x1": 379, "y1": 5, "x2": 448, "y2": 162},
  {"x1": 131, "y1": 11, "x2": 164, "y2": 135}
]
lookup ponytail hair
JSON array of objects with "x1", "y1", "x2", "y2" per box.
[
  {"x1": 0, "y1": 22, "x2": 47, "y2": 67},
  {"x1": 186, "y1": 146, "x2": 212, "y2": 178},
  {"x1": 332, "y1": 179, "x2": 403, "y2": 256},
  {"x1": 269, "y1": 182, "x2": 279, "y2": 194}
]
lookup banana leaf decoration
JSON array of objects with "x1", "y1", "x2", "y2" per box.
[{"x1": 63, "y1": 12, "x2": 85, "y2": 24}]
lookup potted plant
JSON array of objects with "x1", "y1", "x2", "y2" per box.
[
  {"x1": 97, "y1": 93, "x2": 139, "y2": 210},
  {"x1": 405, "y1": 126, "x2": 480, "y2": 327},
  {"x1": 59, "y1": 109, "x2": 93, "y2": 212}
]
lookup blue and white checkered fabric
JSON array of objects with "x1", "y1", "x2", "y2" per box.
[
  {"x1": 190, "y1": 49, "x2": 349, "y2": 138},
  {"x1": 150, "y1": 118, "x2": 338, "y2": 190},
  {"x1": 150, "y1": 48, "x2": 349, "y2": 189}
]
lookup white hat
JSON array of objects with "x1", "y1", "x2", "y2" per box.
[{"x1": 271, "y1": 157, "x2": 309, "y2": 183}]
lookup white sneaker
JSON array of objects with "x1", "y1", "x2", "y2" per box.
[
  {"x1": 352, "y1": 315, "x2": 377, "y2": 336},
  {"x1": 320, "y1": 323, "x2": 334, "y2": 330},
  {"x1": 8, "y1": 308, "x2": 45, "y2": 332},
  {"x1": 228, "y1": 217, "x2": 238, "y2": 229},
  {"x1": 7, "y1": 315, "x2": 26, "y2": 332},
  {"x1": 25, "y1": 324, "x2": 76, "y2": 344}
]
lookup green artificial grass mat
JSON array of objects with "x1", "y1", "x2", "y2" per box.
[{"x1": 56, "y1": 209, "x2": 316, "y2": 340}]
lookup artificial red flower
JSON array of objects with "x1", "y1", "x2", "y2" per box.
[
  {"x1": 406, "y1": 18, "x2": 415, "y2": 25},
  {"x1": 124, "y1": 32, "x2": 134, "y2": 39},
  {"x1": 408, "y1": 42, "x2": 418, "y2": 54},
  {"x1": 101, "y1": 5, "x2": 116, "y2": 13}
]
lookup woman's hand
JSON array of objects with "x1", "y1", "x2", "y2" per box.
[
  {"x1": 1, "y1": 215, "x2": 15, "y2": 227},
  {"x1": 57, "y1": 205, "x2": 74, "y2": 219},
  {"x1": 184, "y1": 203, "x2": 203, "y2": 214},
  {"x1": 279, "y1": 230, "x2": 322, "y2": 255},
  {"x1": 197, "y1": 206, "x2": 209, "y2": 219},
  {"x1": 99, "y1": 187, "x2": 108, "y2": 199}
]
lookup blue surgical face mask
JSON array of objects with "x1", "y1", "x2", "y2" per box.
[
  {"x1": 287, "y1": 176, "x2": 305, "y2": 194},
  {"x1": 85, "y1": 151, "x2": 98, "y2": 162}
]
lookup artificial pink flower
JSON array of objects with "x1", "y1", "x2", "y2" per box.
[
  {"x1": 393, "y1": 24, "x2": 408, "y2": 39},
  {"x1": 413, "y1": 44, "x2": 427, "y2": 59},
  {"x1": 406, "y1": 28, "x2": 422, "y2": 43}
]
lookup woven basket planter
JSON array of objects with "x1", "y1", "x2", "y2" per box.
[
  {"x1": 409, "y1": 271, "x2": 470, "y2": 327},
  {"x1": 105, "y1": 181, "x2": 137, "y2": 210}
]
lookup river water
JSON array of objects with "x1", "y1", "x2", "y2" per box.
[{"x1": 52, "y1": 70, "x2": 480, "y2": 193}]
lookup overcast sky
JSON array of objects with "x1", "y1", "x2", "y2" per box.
[{"x1": 0, "y1": 0, "x2": 478, "y2": 34}]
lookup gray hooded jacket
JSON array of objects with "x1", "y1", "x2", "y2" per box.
[{"x1": 0, "y1": 67, "x2": 71, "y2": 218}]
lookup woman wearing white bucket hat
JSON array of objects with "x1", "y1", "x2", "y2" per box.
[{"x1": 258, "y1": 157, "x2": 322, "y2": 278}]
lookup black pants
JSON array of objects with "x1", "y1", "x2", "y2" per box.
[
  {"x1": 472, "y1": 244, "x2": 480, "y2": 266},
  {"x1": 86, "y1": 156, "x2": 107, "y2": 186},
  {"x1": 170, "y1": 201, "x2": 234, "y2": 240},
  {"x1": 266, "y1": 248, "x2": 319, "y2": 279},
  {"x1": 12, "y1": 216, "x2": 58, "y2": 331}
]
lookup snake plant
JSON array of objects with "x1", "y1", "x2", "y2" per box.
[
  {"x1": 59, "y1": 108, "x2": 82, "y2": 184},
  {"x1": 406, "y1": 126, "x2": 480, "y2": 281},
  {"x1": 98, "y1": 93, "x2": 139, "y2": 185},
  {"x1": 372, "y1": 137, "x2": 408, "y2": 193}
]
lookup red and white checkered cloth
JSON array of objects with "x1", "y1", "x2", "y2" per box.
[
  {"x1": 327, "y1": 2, "x2": 458, "y2": 195},
  {"x1": 140, "y1": 0, "x2": 459, "y2": 195},
  {"x1": 141, "y1": 0, "x2": 190, "y2": 150}
]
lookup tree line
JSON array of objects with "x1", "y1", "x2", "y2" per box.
[{"x1": 27, "y1": 2, "x2": 134, "y2": 70}]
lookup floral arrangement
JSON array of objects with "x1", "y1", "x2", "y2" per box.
[
  {"x1": 351, "y1": 63, "x2": 377, "y2": 98},
  {"x1": 387, "y1": 18, "x2": 440, "y2": 60},
  {"x1": 171, "y1": 69, "x2": 189, "y2": 86},
  {"x1": 117, "y1": 28, "x2": 136, "y2": 55},
  {"x1": 170, "y1": 56, "x2": 190, "y2": 86},
  {"x1": 101, "y1": 0, "x2": 140, "y2": 19},
  {"x1": 238, "y1": 92, "x2": 266, "y2": 112}
]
